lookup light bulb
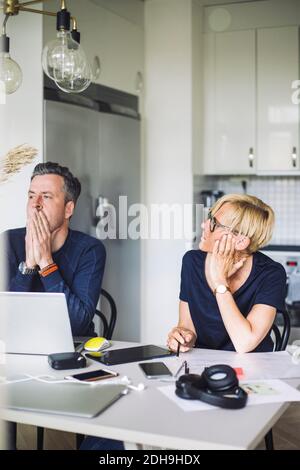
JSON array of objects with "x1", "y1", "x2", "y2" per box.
[
  {"x1": 0, "y1": 51, "x2": 22, "y2": 94},
  {"x1": 54, "y1": 45, "x2": 92, "y2": 93},
  {"x1": 42, "y1": 30, "x2": 84, "y2": 82},
  {"x1": 55, "y1": 45, "x2": 91, "y2": 88}
]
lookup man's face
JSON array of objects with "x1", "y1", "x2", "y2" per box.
[{"x1": 27, "y1": 174, "x2": 74, "y2": 232}]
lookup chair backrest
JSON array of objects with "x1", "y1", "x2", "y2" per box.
[
  {"x1": 94, "y1": 288, "x2": 117, "y2": 340},
  {"x1": 271, "y1": 310, "x2": 291, "y2": 351}
]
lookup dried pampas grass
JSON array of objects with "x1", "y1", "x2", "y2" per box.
[{"x1": 0, "y1": 144, "x2": 38, "y2": 183}]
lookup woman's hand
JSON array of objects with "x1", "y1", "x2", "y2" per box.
[
  {"x1": 209, "y1": 234, "x2": 246, "y2": 288},
  {"x1": 167, "y1": 326, "x2": 196, "y2": 353}
]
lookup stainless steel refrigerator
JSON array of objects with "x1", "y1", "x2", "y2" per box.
[{"x1": 44, "y1": 80, "x2": 141, "y2": 341}]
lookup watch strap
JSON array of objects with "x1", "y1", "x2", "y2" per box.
[{"x1": 18, "y1": 261, "x2": 39, "y2": 275}]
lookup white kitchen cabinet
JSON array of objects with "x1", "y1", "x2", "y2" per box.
[
  {"x1": 94, "y1": 14, "x2": 144, "y2": 96},
  {"x1": 257, "y1": 26, "x2": 299, "y2": 174},
  {"x1": 204, "y1": 30, "x2": 256, "y2": 175},
  {"x1": 203, "y1": 25, "x2": 300, "y2": 175}
]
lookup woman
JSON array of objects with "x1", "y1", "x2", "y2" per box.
[{"x1": 167, "y1": 194, "x2": 287, "y2": 354}]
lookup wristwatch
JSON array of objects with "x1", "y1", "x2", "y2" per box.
[
  {"x1": 18, "y1": 261, "x2": 39, "y2": 275},
  {"x1": 214, "y1": 284, "x2": 231, "y2": 295}
]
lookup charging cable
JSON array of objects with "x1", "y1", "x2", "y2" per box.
[
  {"x1": 120, "y1": 376, "x2": 146, "y2": 391},
  {"x1": 0, "y1": 374, "x2": 78, "y2": 385},
  {"x1": 82, "y1": 375, "x2": 146, "y2": 391},
  {"x1": 0, "y1": 374, "x2": 146, "y2": 391}
]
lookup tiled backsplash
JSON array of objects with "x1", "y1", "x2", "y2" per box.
[{"x1": 194, "y1": 175, "x2": 300, "y2": 245}]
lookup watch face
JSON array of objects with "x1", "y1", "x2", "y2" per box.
[
  {"x1": 217, "y1": 285, "x2": 227, "y2": 294},
  {"x1": 18, "y1": 261, "x2": 38, "y2": 275},
  {"x1": 18, "y1": 261, "x2": 26, "y2": 274}
]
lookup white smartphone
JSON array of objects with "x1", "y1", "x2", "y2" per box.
[
  {"x1": 65, "y1": 368, "x2": 118, "y2": 382},
  {"x1": 139, "y1": 362, "x2": 172, "y2": 379}
]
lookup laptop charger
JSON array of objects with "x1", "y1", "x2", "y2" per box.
[{"x1": 48, "y1": 352, "x2": 87, "y2": 370}]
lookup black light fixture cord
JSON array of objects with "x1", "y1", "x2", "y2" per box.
[{"x1": 1, "y1": 14, "x2": 10, "y2": 53}]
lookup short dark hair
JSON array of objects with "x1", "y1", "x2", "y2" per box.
[{"x1": 31, "y1": 162, "x2": 81, "y2": 205}]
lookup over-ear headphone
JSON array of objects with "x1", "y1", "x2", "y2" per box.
[{"x1": 175, "y1": 364, "x2": 248, "y2": 409}]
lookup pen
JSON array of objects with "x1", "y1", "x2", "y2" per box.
[{"x1": 176, "y1": 341, "x2": 180, "y2": 357}]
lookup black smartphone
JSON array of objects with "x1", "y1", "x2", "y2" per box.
[
  {"x1": 139, "y1": 362, "x2": 172, "y2": 379},
  {"x1": 65, "y1": 368, "x2": 118, "y2": 382}
]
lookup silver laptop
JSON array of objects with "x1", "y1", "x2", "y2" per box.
[
  {"x1": 5, "y1": 381, "x2": 128, "y2": 418},
  {"x1": 0, "y1": 292, "x2": 74, "y2": 355}
]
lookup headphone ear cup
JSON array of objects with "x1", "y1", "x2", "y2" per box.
[
  {"x1": 175, "y1": 374, "x2": 203, "y2": 400},
  {"x1": 203, "y1": 364, "x2": 238, "y2": 392}
]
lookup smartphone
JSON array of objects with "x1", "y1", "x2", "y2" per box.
[
  {"x1": 65, "y1": 368, "x2": 118, "y2": 382},
  {"x1": 139, "y1": 362, "x2": 172, "y2": 379}
]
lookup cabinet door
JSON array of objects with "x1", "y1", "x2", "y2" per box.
[
  {"x1": 204, "y1": 30, "x2": 256, "y2": 174},
  {"x1": 257, "y1": 26, "x2": 299, "y2": 173},
  {"x1": 99, "y1": 18, "x2": 144, "y2": 96}
]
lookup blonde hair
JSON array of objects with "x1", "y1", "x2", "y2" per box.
[{"x1": 210, "y1": 194, "x2": 275, "y2": 253}]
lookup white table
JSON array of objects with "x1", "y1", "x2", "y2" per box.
[{"x1": 1, "y1": 342, "x2": 299, "y2": 450}]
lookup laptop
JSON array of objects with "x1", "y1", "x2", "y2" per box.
[
  {"x1": 5, "y1": 381, "x2": 128, "y2": 418},
  {"x1": 0, "y1": 292, "x2": 75, "y2": 355}
]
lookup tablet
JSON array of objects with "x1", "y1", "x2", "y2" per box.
[{"x1": 98, "y1": 344, "x2": 175, "y2": 365}]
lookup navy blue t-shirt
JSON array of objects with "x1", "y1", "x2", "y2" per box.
[
  {"x1": 179, "y1": 250, "x2": 287, "y2": 352},
  {"x1": 3, "y1": 228, "x2": 106, "y2": 336}
]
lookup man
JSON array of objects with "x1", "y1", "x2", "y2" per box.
[{"x1": 3, "y1": 162, "x2": 106, "y2": 336}]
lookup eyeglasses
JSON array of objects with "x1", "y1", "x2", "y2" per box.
[{"x1": 207, "y1": 211, "x2": 239, "y2": 235}]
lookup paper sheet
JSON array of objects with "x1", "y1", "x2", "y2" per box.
[
  {"x1": 158, "y1": 379, "x2": 300, "y2": 412},
  {"x1": 164, "y1": 349, "x2": 300, "y2": 381}
]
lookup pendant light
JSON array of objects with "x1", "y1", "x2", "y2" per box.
[
  {"x1": 53, "y1": 18, "x2": 92, "y2": 94},
  {"x1": 41, "y1": 1, "x2": 91, "y2": 93},
  {"x1": 0, "y1": 15, "x2": 22, "y2": 94},
  {"x1": 1, "y1": 0, "x2": 95, "y2": 95}
]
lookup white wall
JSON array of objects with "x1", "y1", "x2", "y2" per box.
[
  {"x1": 0, "y1": 233, "x2": 6, "y2": 448},
  {"x1": 88, "y1": 0, "x2": 144, "y2": 27},
  {"x1": 142, "y1": 0, "x2": 202, "y2": 344},
  {"x1": 0, "y1": 9, "x2": 42, "y2": 447},
  {"x1": 0, "y1": 11, "x2": 43, "y2": 233}
]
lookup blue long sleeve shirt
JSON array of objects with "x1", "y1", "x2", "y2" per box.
[{"x1": 2, "y1": 227, "x2": 106, "y2": 336}]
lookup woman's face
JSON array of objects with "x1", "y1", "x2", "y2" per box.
[{"x1": 199, "y1": 203, "x2": 237, "y2": 253}]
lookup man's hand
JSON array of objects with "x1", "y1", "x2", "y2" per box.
[
  {"x1": 31, "y1": 209, "x2": 54, "y2": 270},
  {"x1": 209, "y1": 234, "x2": 246, "y2": 288},
  {"x1": 167, "y1": 326, "x2": 196, "y2": 353},
  {"x1": 25, "y1": 219, "x2": 37, "y2": 268}
]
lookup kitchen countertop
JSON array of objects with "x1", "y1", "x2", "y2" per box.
[{"x1": 263, "y1": 242, "x2": 300, "y2": 252}]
